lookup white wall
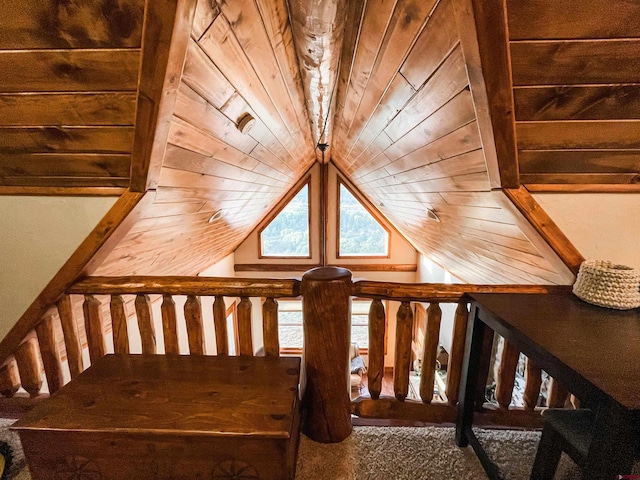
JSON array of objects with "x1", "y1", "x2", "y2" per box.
[
  {"x1": 533, "y1": 193, "x2": 640, "y2": 270},
  {"x1": 0, "y1": 196, "x2": 117, "y2": 340}
]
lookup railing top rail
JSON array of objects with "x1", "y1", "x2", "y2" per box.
[
  {"x1": 352, "y1": 281, "x2": 573, "y2": 303},
  {"x1": 69, "y1": 276, "x2": 301, "y2": 298}
]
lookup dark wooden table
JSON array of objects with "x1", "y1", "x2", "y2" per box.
[
  {"x1": 455, "y1": 293, "x2": 640, "y2": 479},
  {"x1": 13, "y1": 354, "x2": 301, "y2": 480}
]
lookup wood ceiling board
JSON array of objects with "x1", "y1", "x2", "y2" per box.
[
  {"x1": 0, "y1": 127, "x2": 134, "y2": 154},
  {"x1": 362, "y1": 171, "x2": 491, "y2": 193},
  {"x1": 341, "y1": 134, "x2": 394, "y2": 177},
  {"x1": 192, "y1": 0, "x2": 220, "y2": 40},
  {"x1": 519, "y1": 150, "x2": 640, "y2": 174},
  {"x1": 0, "y1": 93, "x2": 137, "y2": 126},
  {"x1": 520, "y1": 173, "x2": 640, "y2": 185},
  {"x1": 382, "y1": 88, "x2": 477, "y2": 162},
  {"x1": 510, "y1": 40, "x2": 640, "y2": 86},
  {"x1": 0, "y1": 176, "x2": 130, "y2": 188},
  {"x1": 507, "y1": 0, "x2": 640, "y2": 41},
  {"x1": 0, "y1": 153, "x2": 131, "y2": 179},
  {"x1": 0, "y1": 0, "x2": 144, "y2": 49},
  {"x1": 158, "y1": 168, "x2": 287, "y2": 194},
  {"x1": 458, "y1": 230, "x2": 541, "y2": 258},
  {"x1": 153, "y1": 185, "x2": 276, "y2": 203},
  {"x1": 218, "y1": 0, "x2": 313, "y2": 147},
  {"x1": 197, "y1": 15, "x2": 311, "y2": 160},
  {"x1": 516, "y1": 121, "x2": 640, "y2": 150},
  {"x1": 513, "y1": 85, "x2": 640, "y2": 121},
  {"x1": 0, "y1": 50, "x2": 139, "y2": 93}
]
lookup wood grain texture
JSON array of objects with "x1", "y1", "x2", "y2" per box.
[
  {"x1": 110, "y1": 295, "x2": 130, "y2": 354},
  {"x1": 236, "y1": 297, "x2": 253, "y2": 356},
  {"x1": 161, "y1": 295, "x2": 180, "y2": 354},
  {"x1": 34, "y1": 316, "x2": 64, "y2": 394},
  {"x1": 367, "y1": 299, "x2": 386, "y2": 400},
  {"x1": 523, "y1": 357, "x2": 542, "y2": 411},
  {"x1": 213, "y1": 296, "x2": 228, "y2": 356},
  {"x1": 495, "y1": 339, "x2": 519, "y2": 409},
  {"x1": 0, "y1": 358, "x2": 21, "y2": 398},
  {"x1": 262, "y1": 298, "x2": 280, "y2": 357},
  {"x1": 184, "y1": 295, "x2": 205, "y2": 355},
  {"x1": 419, "y1": 303, "x2": 441, "y2": 404},
  {"x1": 14, "y1": 337, "x2": 42, "y2": 397},
  {"x1": 446, "y1": 301, "x2": 469, "y2": 406},
  {"x1": 83, "y1": 295, "x2": 107, "y2": 364},
  {"x1": 56, "y1": 295, "x2": 84, "y2": 378},
  {"x1": 393, "y1": 301, "x2": 413, "y2": 402},
  {"x1": 134, "y1": 294, "x2": 157, "y2": 354}
]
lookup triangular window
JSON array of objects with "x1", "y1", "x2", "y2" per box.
[
  {"x1": 260, "y1": 183, "x2": 310, "y2": 257},
  {"x1": 338, "y1": 182, "x2": 389, "y2": 257}
]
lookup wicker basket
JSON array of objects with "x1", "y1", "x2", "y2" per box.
[{"x1": 573, "y1": 260, "x2": 640, "y2": 310}]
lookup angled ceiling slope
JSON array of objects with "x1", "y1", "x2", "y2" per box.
[{"x1": 1, "y1": 0, "x2": 597, "y2": 286}]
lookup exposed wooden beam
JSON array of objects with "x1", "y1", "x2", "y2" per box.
[
  {"x1": 129, "y1": 0, "x2": 198, "y2": 191},
  {"x1": 525, "y1": 184, "x2": 640, "y2": 193},
  {"x1": 452, "y1": 0, "x2": 519, "y2": 188},
  {"x1": 0, "y1": 187, "x2": 127, "y2": 196},
  {"x1": 0, "y1": 190, "x2": 154, "y2": 366}
]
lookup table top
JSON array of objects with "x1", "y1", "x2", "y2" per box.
[
  {"x1": 467, "y1": 293, "x2": 640, "y2": 411},
  {"x1": 13, "y1": 354, "x2": 301, "y2": 438}
]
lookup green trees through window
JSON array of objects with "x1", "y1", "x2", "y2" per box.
[
  {"x1": 339, "y1": 183, "x2": 389, "y2": 257},
  {"x1": 260, "y1": 184, "x2": 310, "y2": 257}
]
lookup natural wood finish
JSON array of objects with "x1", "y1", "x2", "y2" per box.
[
  {"x1": 110, "y1": 295, "x2": 130, "y2": 354},
  {"x1": 82, "y1": 295, "x2": 106, "y2": 364},
  {"x1": 14, "y1": 337, "x2": 42, "y2": 397},
  {"x1": 234, "y1": 263, "x2": 418, "y2": 272},
  {"x1": 134, "y1": 294, "x2": 157, "y2": 354},
  {"x1": 184, "y1": 295, "x2": 205, "y2": 356},
  {"x1": 495, "y1": 339, "x2": 519, "y2": 410},
  {"x1": 237, "y1": 297, "x2": 253, "y2": 356},
  {"x1": 213, "y1": 296, "x2": 228, "y2": 356},
  {"x1": 352, "y1": 397, "x2": 456, "y2": 425},
  {"x1": 452, "y1": 0, "x2": 518, "y2": 188},
  {"x1": 0, "y1": 190, "x2": 149, "y2": 367},
  {"x1": 34, "y1": 316, "x2": 64, "y2": 394},
  {"x1": 503, "y1": 187, "x2": 584, "y2": 274},
  {"x1": 70, "y1": 276, "x2": 301, "y2": 297},
  {"x1": 524, "y1": 357, "x2": 542, "y2": 411},
  {"x1": 446, "y1": 301, "x2": 469, "y2": 406},
  {"x1": 367, "y1": 299, "x2": 386, "y2": 400},
  {"x1": 13, "y1": 355, "x2": 302, "y2": 480},
  {"x1": 262, "y1": 298, "x2": 280, "y2": 357},
  {"x1": 130, "y1": 0, "x2": 197, "y2": 191},
  {"x1": 56, "y1": 295, "x2": 84, "y2": 378},
  {"x1": 420, "y1": 303, "x2": 442, "y2": 404},
  {"x1": 301, "y1": 267, "x2": 353, "y2": 443},
  {"x1": 393, "y1": 301, "x2": 413, "y2": 402},
  {"x1": 0, "y1": 358, "x2": 21, "y2": 398},
  {"x1": 161, "y1": 295, "x2": 180, "y2": 355},
  {"x1": 547, "y1": 378, "x2": 570, "y2": 408}
]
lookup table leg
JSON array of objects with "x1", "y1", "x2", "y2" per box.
[{"x1": 456, "y1": 304, "x2": 487, "y2": 447}]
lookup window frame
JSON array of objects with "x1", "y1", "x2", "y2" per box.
[
  {"x1": 258, "y1": 180, "x2": 312, "y2": 259},
  {"x1": 336, "y1": 180, "x2": 391, "y2": 259}
]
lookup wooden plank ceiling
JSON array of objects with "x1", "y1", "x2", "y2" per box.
[{"x1": 6, "y1": 0, "x2": 639, "y2": 284}]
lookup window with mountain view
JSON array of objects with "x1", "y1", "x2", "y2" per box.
[
  {"x1": 338, "y1": 182, "x2": 389, "y2": 257},
  {"x1": 260, "y1": 183, "x2": 310, "y2": 257}
]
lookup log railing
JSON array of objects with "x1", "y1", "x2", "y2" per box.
[
  {"x1": 0, "y1": 268, "x2": 575, "y2": 439},
  {"x1": 0, "y1": 276, "x2": 301, "y2": 400}
]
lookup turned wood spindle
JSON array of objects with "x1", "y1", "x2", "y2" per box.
[
  {"x1": 367, "y1": 298, "x2": 385, "y2": 400},
  {"x1": 15, "y1": 337, "x2": 43, "y2": 397},
  {"x1": 495, "y1": 338, "x2": 520, "y2": 410},
  {"x1": 237, "y1": 297, "x2": 253, "y2": 356},
  {"x1": 110, "y1": 295, "x2": 130, "y2": 354},
  {"x1": 446, "y1": 301, "x2": 469, "y2": 406},
  {"x1": 213, "y1": 295, "x2": 229, "y2": 356},
  {"x1": 35, "y1": 314, "x2": 64, "y2": 394},
  {"x1": 420, "y1": 302, "x2": 442, "y2": 404},
  {"x1": 523, "y1": 357, "x2": 542, "y2": 411},
  {"x1": 262, "y1": 298, "x2": 280, "y2": 357},
  {"x1": 301, "y1": 267, "x2": 353, "y2": 443},
  {"x1": 161, "y1": 294, "x2": 180, "y2": 354},
  {"x1": 135, "y1": 294, "x2": 157, "y2": 354},
  {"x1": 0, "y1": 358, "x2": 21, "y2": 398},
  {"x1": 184, "y1": 295, "x2": 205, "y2": 355},
  {"x1": 394, "y1": 301, "x2": 413, "y2": 402},
  {"x1": 83, "y1": 295, "x2": 106, "y2": 364}
]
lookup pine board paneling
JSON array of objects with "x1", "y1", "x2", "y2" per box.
[{"x1": 0, "y1": 127, "x2": 134, "y2": 154}]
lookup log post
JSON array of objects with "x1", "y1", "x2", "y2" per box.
[
  {"x1": 301, "y1": 267, "x2": 352, "y2": 443},
  {"x1": 82, "y1": 295, "x2": 106, "y2": 364},
  {"x1": 35, "y1": 314, "x2": 64, "y2": 394},
  {"x1": 15, "y1": 336, "x2": 42, "y2": 397},
  {"x1": 446, "y1": 301, "x2": 469, "y2": 406},
  {"x1": 0, "y1": 358, "x2": 21, "y2": 397},
  {"x1": 161, "y1": 295, "x2": 180, "y2": 354},
  {"x1": 135, "y1": 294, "x2": 157, "y2": 354},
  {"x1": 213, "y1": 296, "x2": 228, "y2": 355},
  {"x1": 523, "y1": 357, "x2": 542, "y2": 411},
  {"x1": 420, "y1": 302, "x2": 442, "y2": 403},
  {"x1": 262, "y1": 298, "x2": 280, "y2": 357},
  {"x1": 237, "y1": 297, "x2": 253, "y2": 356},
  {"x1": 110, "y1": 295, "x2": 130, "y2": 354},
  {"x1": 394, "y1": 301, "x2": 413, "y2": 401},
  {"x1": 56, "y1": 295, "x2": 84, "y2": 378},
  {"x1": 367, "y1": 299, "x2": 385, "y2": 400},
  {"x1": 184, "y1": 295, "x2": 205, "y2": 355},
  {"x1": 547, "y1": 377, "x2": 570, "y2": 408},
  {"x1": 495, "y1": 339, "x2": 519, "y2": 409}
]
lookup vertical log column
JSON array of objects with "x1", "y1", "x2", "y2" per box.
[{"x1": 301, "y1": 267, "x2": 352, "y2": 443}]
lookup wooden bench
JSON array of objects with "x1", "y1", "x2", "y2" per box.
[{"x1": 13, "y1": 354, "x2": 301, "y2": 480}]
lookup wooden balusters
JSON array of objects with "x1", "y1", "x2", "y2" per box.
[
  {"x1": 56, "y1": 294, "x2": 84, "y2": 378},
  {"x1": 110, "y1": 295, "x2": 130, "y2": 354},
  {"x1": 14, "y1": 337, "x2": 42, "y2": 397},
  {"x1": 547, "y1": 378, "x2": 570, "y2": 408},
  {"x1": 420, "y1": 302, "x2": 442, "y2": 404},
  {"x1": 495, "y1": 339, "x2": 520, "y2": 409},
  {"x1": 0, "y1": 358, "x2": 20, "y2": 397},
  {"x1": 237, "y1": 297, "x2": 253, "y2": 356},
  {"x1": 523, "y1": 357, "x2": 542, "y2": 411},
  {"x1": 262, "y1": 298, "x2": 279, "y2": 357},
  {"x1": 161, "y1": 294, "x2": 180, "y2": 354},
  {"x1": 394, "y1": 301, "x2": 413, "y2": 401},
  {"x1": 135, "y1": 294, "x2": 157, "y2": 354},
  {"x1": 446, "y1": 301, "x2": 469, "y2": 406},
  {"x1": 301, "y1": 267, "x2": 353, "y2": 443},
  {"x1": 35, "y1": 314, "x2": 64, "y2": 394},
  {"x1": 213, "y1": 295, "x2": 229, "y2": 356},
  {"x1": 367, "y1": 299, "x2": 385, "y2": 400},
  {"x1": 83, "y1": 295, "x2": 106, "y2": 363},
  {"x1": 184, "y1": 295, "x2": 205, "y2": 355}
]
